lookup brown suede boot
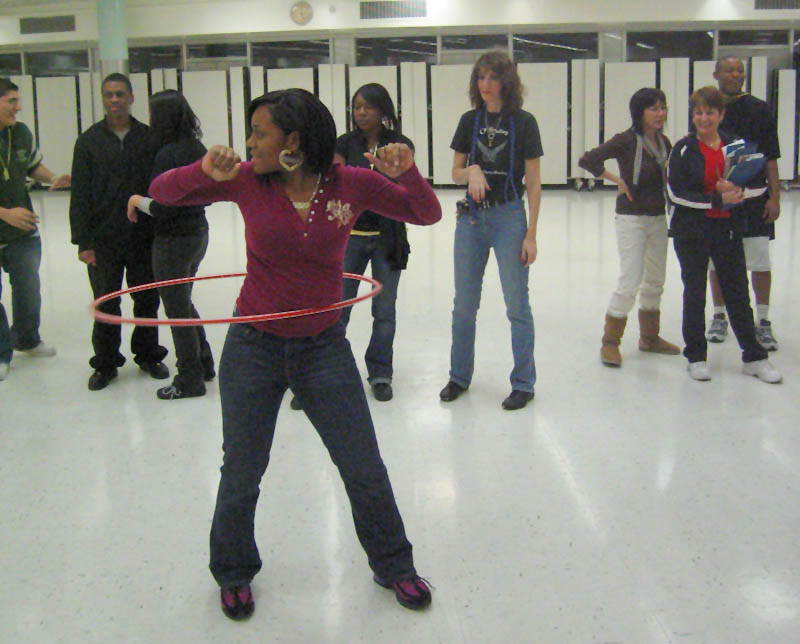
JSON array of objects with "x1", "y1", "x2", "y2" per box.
[
  {"x1": 601, "y1": 314, "x2": 626, "y2": 366},
  {"x1": 638, "y1": 309, "x2": 680, "y2": 354}
]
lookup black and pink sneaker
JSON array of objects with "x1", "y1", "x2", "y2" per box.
[
  {"x1": 220, "y1": 585, "x2": 255, "y2": 620},
  {"x1": 373, "y1": 574, "x2": 432, "y2": 610}
]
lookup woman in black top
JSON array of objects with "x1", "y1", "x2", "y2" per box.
[
  {"x1": 127, "y1": 90, "x2": 214, "y2": 399},
  {"x1": 293, "y1": 83, "x2": 414, "y2": 407}
]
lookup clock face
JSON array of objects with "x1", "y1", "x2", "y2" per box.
[{"x1": 290, "y1": 1, "x2": 313, "y2": 25}]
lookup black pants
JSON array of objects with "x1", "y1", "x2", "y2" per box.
[
  {"x1": 88, "y1": 236, "x2": 167, "y2": 371},
  {"x1": 673, "y1": 228, "x2": 767, "y2": 364},
  {"x1": 152, "y1": 231, "x2": 213, "y2": 391}
]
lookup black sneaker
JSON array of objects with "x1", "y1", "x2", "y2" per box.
[
  {"x1": 139, "y1": 361, "x2": 170, "y2": 380},
  {"x1": 373, "y1": 574, "x2": 432, "y2": 610},
  {"x1": 502, "y1": 390, "x2": 534, "y2": 410},
  {"x1": 371, "y1": 382, "x2": 393, "y2": 401},
  {"x1": 220, "y1": 585, "x2": 254, "y2": 620},
  {"x1": 88, "y1": 368, "x2": 117, "y2": 391},
  {"x1": 157, "y1": 382, "x2": 206, "y2": 400},
  {"x1": 439, "y1": 380, "x2": 466, "y2": 402}
]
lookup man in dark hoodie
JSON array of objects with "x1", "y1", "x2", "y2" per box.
[{"x1": 69, "y1": 73, "x2": 168, "y2": 391}]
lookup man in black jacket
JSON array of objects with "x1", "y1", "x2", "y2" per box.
[
  {"x1": 705, "y1": 56, "x2": 781, "y2": 352},
  {"x1": 69, "y1": 73, "x2": 168, "y2": 391}
]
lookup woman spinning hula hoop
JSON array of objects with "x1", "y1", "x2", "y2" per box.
[{"x1": 149, "y1": 89, "x2": 441, "y2": 619}]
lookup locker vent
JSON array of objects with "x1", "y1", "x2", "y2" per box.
[
  {"x1": 360, "y1": 1, "x2": 426, "y2": 19},
  {"x1": 20, "y1": 15, "x2": 76, "y2": 35},
  {"x1": 754, "y1": 0, "x2": 800, "y2": 7}
]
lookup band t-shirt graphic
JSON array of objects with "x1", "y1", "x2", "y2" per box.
[{"x1": 451, "y1": 108, "x2": 543, "y2": 203}]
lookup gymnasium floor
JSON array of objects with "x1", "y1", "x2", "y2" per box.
[{"x1": 2, "y1": 187, "x2": 799, "y2": 643}]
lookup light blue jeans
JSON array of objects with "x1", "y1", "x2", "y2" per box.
[
  {"x1": 0, "y1": 234, "x2": 42, "y2": 364},
  {"x1": 449, "y1": 200, "x2": 535, "y2": 393}
]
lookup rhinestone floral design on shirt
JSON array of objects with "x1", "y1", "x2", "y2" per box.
[{"x1": 326, "y1": 200, "x2": 354, "y2": 228}]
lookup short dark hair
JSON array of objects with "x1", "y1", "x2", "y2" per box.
[
  {"x1": 690, "y1": 86, "x2": 725, "y2": 113},
  {"x1": 0, "y1": 77, "x2": 19, "y2": 99},
  {"x1": 715, "y1": 56, "x2": 743, "y2": 73},
  {"x1": 351, "y1": 83, "x2": 398, "y2": 131},
  {"x1": 629, "y1": 87, "x2": 667, "y2": 134},
  {"x1": 149, "y1": 89, "x2": 202, "y2": 148},
  {"x1": 101, "y1": 73, "x2": 133, "y2": 94},
  {"x1": 468, "y1": 51, "x2": 524, "y2": 113},
  {"x1": 248, "y1": 89, "x2": 336, "y2": 175}
]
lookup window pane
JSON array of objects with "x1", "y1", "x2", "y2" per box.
[
  {"x1": 186, "y1": 43, "x2": 247, "y2": 59},
  {"x1": 25, "y1": 50, "x2": 89, "y2": 76},
  {"x1": 440, "y1": 34, "x2": 508, "y2": 64},
  {"x1": 719, "y1": 30, "x2": 789, "y2": 46},
  {"x1": 356, "y1": 36, "x2": 436, "y2": 66},
  {"x1": 0, "y1": 53, "x2": 22, "y2": 76},
  {"x1": 251, "y1": 40, "x2": 330, "y2": 68},
  {"x1": 626, "y1": 31, "x2": 713, "y2": 62},
  {"x1": 129, "y1": 45, "x2": 182, "y2": 73},
  {"x1": 513, "y1": 33, "x2": 597, "y2": 62},
  {"x1": 441, "y1": 34, "x2": 508, "y2": 51}
]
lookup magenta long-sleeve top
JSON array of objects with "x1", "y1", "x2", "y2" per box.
[{"x1": 149, "y1": 160, "x2": 441, "y2": 337}]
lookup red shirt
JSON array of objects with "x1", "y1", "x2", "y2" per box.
[
  {"x1": 149, "y1": 160, "x2": 441, "y2": 337},
  {"x1": 697, "y1": 139, "x2": 727, "y2": 219}
]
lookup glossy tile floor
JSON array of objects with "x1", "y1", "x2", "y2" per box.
[{"x1": 2, "y1": 187, "x2": 799, "y2": 643}]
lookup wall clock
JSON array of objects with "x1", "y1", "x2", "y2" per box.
[{"x1": 290, "y1": 1, "x2": 313, "y2": 25}]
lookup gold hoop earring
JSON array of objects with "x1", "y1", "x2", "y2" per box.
[{"x1": 279, "y1": 149, "x2": 303, "y2": 172}]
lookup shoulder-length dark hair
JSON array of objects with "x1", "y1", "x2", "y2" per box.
[
  {"x1": 351, "y1": 83, "x2": 399, "y2": 131},
  {"x1": 629, "y1": 87, "x2": 667, "y2": 134},
  {"x1": 468, "y1": 51, "x2": 524, "y2": 113},
  {"x1": 248, "y1": 88, "x2": 336, "y2": 175},
  {"x1": 148, "y1": 89, "x2": 202, "y2": 148}
]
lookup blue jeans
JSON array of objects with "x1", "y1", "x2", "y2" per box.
[
  {"x1": 449, "y1": 201, "x2": 535, "y2": 392},
  {"x1": 340, "y1": 234, "x2": 402, "y2": 385},
  {"x1": 0, "y1": 234, "x2": 42, "y2": 364},
  {"x1": 209, "y1": 320, "x2": 415, "y2": 587}
]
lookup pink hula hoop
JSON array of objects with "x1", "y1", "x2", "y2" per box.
[{"x1": 90, "y1": 272, "x2": 383, "y2": 326}]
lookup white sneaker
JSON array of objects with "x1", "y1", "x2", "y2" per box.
[
  {"x1": 742, "y1": 359, "x2": 783, "y2": 384},
  {"x1": 687, "y1": 361, "x2": 711, "y2": 381},
  {"x1": 0, "y1": 362, "x2": 8, "y2": 380},
  {"x1": 16, "y1": 341, "x2": 57, "y2": 357}
]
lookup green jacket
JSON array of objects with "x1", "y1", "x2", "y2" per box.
[{"x1": 0, "y1": 122, "x2": 42, "y2": 244}]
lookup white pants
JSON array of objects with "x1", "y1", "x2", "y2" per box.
[{"x1": 607, "y1": 214, "x2": 668, "y2": 318}]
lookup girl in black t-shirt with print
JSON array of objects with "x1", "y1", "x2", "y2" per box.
[{"x1": 439, "y1": 51, "x2": 542, "y2": 411}]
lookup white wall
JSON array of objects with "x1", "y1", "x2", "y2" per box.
[
  {"x1": 430, "y1": 65, "x2": 472, "y2": 185},
  {"x1": 570, "y1": 60, "x2": 600, "y2": 180},
  {"x1": 603, "y1": 62, "x2": 656, "y2": 183},
  {"x1": 518, "y1": 63, "x2": 568, "y2": 184},
  {"x1": 266, "y1": 68, "x2": 313, "y2": 93},
  {"x1": 181, "y1": 70, "x2": 230, "y2": 148},
  {"x1": 777, "y1": 69, "x2": 797, "y2": 181},
  {"x1": 318, "y1": 63, "x2": 347, "y2": 142},
  {"x1": 400, "y1": 62, "x2": 429, "y2": 179},
  {"x1": 660, "y1": 58, "x2": 690, "y2": 145},
  {"x1": 34, "y1": 76, "x2": 78, "y2": 176}
]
